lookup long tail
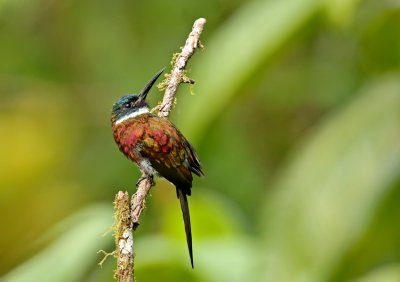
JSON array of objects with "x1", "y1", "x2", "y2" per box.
[{"x1": 177, "y1": 188, "x2": 193, "y2": 268}]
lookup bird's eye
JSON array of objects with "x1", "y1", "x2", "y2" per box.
[{"x1": 124, "y1": 103, "x2": 131, "y2": 108}]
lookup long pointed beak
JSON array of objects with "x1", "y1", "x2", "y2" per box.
[{"x1": 138, "y1": 68, "x2": 165, "y2": 101}]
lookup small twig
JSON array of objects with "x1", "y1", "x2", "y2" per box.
[
  {"x1": 113, "y1": 18, "x2": 206, "y2": 282},
  {"x1": 98, "y1": 250, "x2": 116, "y2": 268}
]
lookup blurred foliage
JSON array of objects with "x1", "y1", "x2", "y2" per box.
[{"x1": 0, "y1": 0, "x2": 400, "y2": 281}]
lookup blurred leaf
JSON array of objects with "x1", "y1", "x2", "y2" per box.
[
  {"x1": 179, "y1": 0, "x2": 323, "y2": 140},
  {"x1": 324, "y1": 0, "x2": 361, "y2": 26},
  {"x1": 359, "y1": 8, "x2": 400, "y2": 74},
  {"x1": 193, "y1": 237, "x2": 257, "y2": 282},
  {"x1": 162, "y1": 189, "x2": 249, "y2": 239},
  {"x1": 0, "y1": 90, "x2": 75, "y2": 188},
  {"x1": 134, "y1": 235, "x2": 257, "y2": 282},
  {"x1": 1, "y1": 204, "x2": 113, "y2": 282},
  {"x1": 354, "y1": 264, "x2": 400, "y2": 282},
  {"x1": 328, "y1": 179, "x2": 400, "y2": 281},
  {"x1": 261, "y1": 76, "x2": 400, "y2": 281}
]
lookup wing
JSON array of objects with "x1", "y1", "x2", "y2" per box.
[
  {"x1": 138, "y1": 114, "x2": 203, "y2": 194},
  {"x1": 136, "y1": 114, "x2": 202, "y2": 268}
]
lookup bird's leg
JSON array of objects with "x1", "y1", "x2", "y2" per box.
[
  {"x1": 148, "y1": 175, "x2": 156, "y2": 186},
  {"x1": 136, "y1": 175, "x2": 155, "y2": 187}
]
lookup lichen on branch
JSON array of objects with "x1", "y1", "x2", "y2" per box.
[{"x1": 114, "y1": 191, "x2": 134, "y2": 282}]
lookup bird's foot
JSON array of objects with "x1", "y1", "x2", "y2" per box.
[
  {"x1": 136, "y1": 176, "x2": 146, "y2": 187},
  {"x1": 148, "y1": 175, "x2": 156, "y2": 186},
  {"x1": 136, "y1": 175, "x2": 155, "y2": 187}
]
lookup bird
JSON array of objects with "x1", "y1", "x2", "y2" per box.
[{"x1": 110, "y1": 68, "x2": 204, "y2": 268}]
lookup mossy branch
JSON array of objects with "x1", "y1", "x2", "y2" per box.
[
  {"x1": 107, "y1": 18, "x2": 206, "y2": 282},
  {"x1": 156, "y1": 18, "x2": 206, "y2": 118}
]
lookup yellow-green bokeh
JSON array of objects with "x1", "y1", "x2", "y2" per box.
[{"x1": 1, "y1": 0, "x2": 400, "y2": 281}]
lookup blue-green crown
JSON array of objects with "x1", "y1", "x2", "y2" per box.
[{"x1": 111, "y1": 68, "x2": 164, "y2": 124}]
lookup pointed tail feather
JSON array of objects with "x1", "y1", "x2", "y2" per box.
[{"x1": 177, "y1": 188, "x2": 193, "y2": 268}]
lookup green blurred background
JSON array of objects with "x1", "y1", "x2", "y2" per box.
[{"x1": 1, "y1": 0, "x2": 400, "y2": 281}]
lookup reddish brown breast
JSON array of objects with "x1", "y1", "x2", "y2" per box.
[{"x1": 113, "y1": 117, "x2": 147, "y2": 163}]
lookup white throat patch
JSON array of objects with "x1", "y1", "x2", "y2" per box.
[{"x1": 115, "y1": 107, "x2": 149, "y2": 125}]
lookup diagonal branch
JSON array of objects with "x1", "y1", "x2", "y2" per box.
[
  {"x1": 157, "y1": 18, "x2": 206, "y2": 119},
  {"x1": 131, "y1": 18, "x2": 206, "y2": 227},
  {"x1": 113, "y1": 18, "x2": 206, "y2": 282}
]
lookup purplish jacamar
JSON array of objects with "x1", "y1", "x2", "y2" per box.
[{"x1": 111, "y1": 69, "x2": 204, "y2": 268}]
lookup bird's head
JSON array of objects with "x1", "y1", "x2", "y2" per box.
[{"x1": 111, "y1": 68, "x2": 164, "y2": 125}]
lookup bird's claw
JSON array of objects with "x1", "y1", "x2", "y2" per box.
[
  {"x1": 136, "y1": 176, "x2": 145, "y2": 187},
  {"x1": 136, "y1": 175, "x2": 155, "y2": 187}
]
